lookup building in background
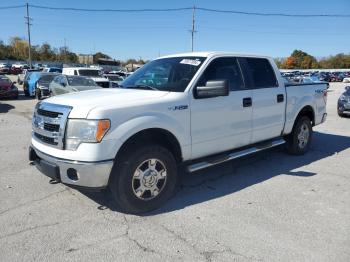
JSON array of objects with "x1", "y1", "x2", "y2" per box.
[{"x1": 78, "y1": 54, "x2": 93, "y2": 65}]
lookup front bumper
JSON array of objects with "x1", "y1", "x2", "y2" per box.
[{"x1": 29, "y1": 145, "x2": 114, "y2": 189}]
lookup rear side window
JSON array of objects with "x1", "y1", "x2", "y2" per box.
[
  {"x1": 244, "y1": 58, "x2": 278, "y2": 88},
  {"x1": 197, "y1": 57, "x2": 245, "y2": 91}
]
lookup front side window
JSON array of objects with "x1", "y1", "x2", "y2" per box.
[
  {"x1": 121, "y1": 56, "x2": 206, "y2": 92},
  {"x1": 197, "y1": 57, "x2": 245, "y2": 91},
  {"x1": 245, "y1": 58, "x2": 278, "y2": 88}
]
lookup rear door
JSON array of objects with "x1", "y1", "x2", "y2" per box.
[{"x1": 239, "y1": 57, "x2": 286, "y2": 143}]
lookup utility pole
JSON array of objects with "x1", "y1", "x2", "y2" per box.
[
  {"x1": 25, "y1": 3, "x2": 33, "y2": 68},
  {"x1": 190, "y1": 6, "x2": 197, "y2": 52},
  {"x1": 64, "y1": 38, "x2": 67, "y2": 63}
]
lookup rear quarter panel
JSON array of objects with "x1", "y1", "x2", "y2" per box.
[{"x1": 284, "y1": 83, "x2": 327, "y2": 134}]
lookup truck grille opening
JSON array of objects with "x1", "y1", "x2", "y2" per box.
[
  {"x1": 34, "y1": 133, "x2": 58, "y2": 145},
  {"x1": 44, "y1": 123, "x2": 60, "y2": 132},
  {"x1": 37, "y1": 108, "x2": 62, "y2": 118}
]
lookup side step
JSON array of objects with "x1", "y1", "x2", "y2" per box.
[{"x1": 187, "y1": 138, "x2": 286, "y2": 173}]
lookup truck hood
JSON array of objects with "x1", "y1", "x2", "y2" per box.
[{"x1": 44, "y1": 88, "x2": 170, "y2": 118}]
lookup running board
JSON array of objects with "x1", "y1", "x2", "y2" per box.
[{"x1": 187, "y1": 138, "x2": 286, "y2": 173}]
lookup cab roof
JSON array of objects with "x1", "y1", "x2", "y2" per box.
[{"x1": 158, "y1": 51, "x2": 272, "y2": 60}]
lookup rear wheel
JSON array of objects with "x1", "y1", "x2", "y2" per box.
[
  {"x1": 109, "y1": 144, "x2": 177, "y2": 214},
  {"x1": 286, "y1": 116, "x2": 312, "y2": 155}
]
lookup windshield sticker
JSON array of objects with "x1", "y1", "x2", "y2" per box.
[{"x1": 180, "y1": 59, "x2": 202, "y2": 66}]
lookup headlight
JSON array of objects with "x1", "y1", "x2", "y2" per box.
[{"x1": 65, "y1": 119, "x2": 110, "y2": 150}]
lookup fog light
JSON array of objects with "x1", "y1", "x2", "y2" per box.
[{"x1": 67, "y1": 168, "x2": 78, "y2": 181}]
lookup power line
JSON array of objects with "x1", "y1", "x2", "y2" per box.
[
  {"x1": 0, "y1": 5, "x2": 25, "y2": 10},
  {"x1": 0, "y1": 4, "x2": 349, "y2": 17},
  {"x1": 196, "y1": 7, "x2": 350, "y2": 18},
  {"x1": 24, "y1": 4, "x2": 350, "y2": 18},
  {"x1": 28, "y1": 4, "x2": 193, "y2": 12}
]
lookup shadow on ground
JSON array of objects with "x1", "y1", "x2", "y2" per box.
[
  {"x1": 0, "y1": 103, "x2": 15, "y2": 113},
  {"x1": 76, "y1": 131, "x2": 350, "y2": 215}
]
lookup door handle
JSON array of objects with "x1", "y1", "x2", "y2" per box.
[
  {"x1": 243, "y1": 97, "x2": 252, "y2": 107},
  {"x1": 277, "y1": 94, "x2": 284, "y2": 103}
]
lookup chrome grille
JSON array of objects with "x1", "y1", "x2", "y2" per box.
[{"x1": 32, "y1": 103, "x2": 72, "y2": 149}]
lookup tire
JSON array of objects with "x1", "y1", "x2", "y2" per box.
[
  {"x1": 338, "y1": 110, "x2": 344, "y2": 117},
  {"x1": 23, "y1": 86, "x2": 29, "y2": 97},
  {"x1": 286, "y1": 116, "x2": 313, "y2": 155},
  {"x1": 109, "y1": 144, "x2": 177, "y2": 214},
  {"x1": 35, "y1": 89, "x2": 42, "y2": 100}
]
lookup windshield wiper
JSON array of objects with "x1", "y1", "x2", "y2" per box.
[{"x1": 123, "y1": 84, "x2": 159, "y2": 91}]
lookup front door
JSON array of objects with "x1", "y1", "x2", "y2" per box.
[{"x1": 190, "y1": 57, "x2": 253, "y2": 159}]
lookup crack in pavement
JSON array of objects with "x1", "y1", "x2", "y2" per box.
[
  {"x1": 160, "y1": 224, "x2": 262, "y2": 262},
  {"x1": 0, "y1": 221, "x2": 60, "y2": 240},
  {"x1": 0, "y1": 188, "x2": 68, "y2": 216},
  {"x1": 122, "y1": 215, "x2": 159, "y2": 255}
]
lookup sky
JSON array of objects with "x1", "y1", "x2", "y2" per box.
[{"x1": 0, "y1": 0, "x2": 349, "y2": 61}]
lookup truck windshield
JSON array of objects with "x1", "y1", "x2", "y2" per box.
[
  {"x1": 121, "y1": 56, "x2": 206, "y2": 92},
  {"x1": 78, "y1": 70, "x2": 101, "y2": 77}
]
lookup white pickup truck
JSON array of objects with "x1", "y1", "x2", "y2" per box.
[{"x1": 29, "y1": 52, "x2": 328, "y2": 214}]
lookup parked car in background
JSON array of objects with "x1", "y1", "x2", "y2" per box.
[
  {"x1": 49, "y1": 75, "x2": 101, "y2": 96},
  {"x1": 43, "y1": 67, "x2": 62, "y2": 73},
  {"x1": 62, "y1": 67, "x2": 110, "y2": 88},
  {"x1": 0, "y1": 63, "x2": 11, "y2": 74},
  {"x1": 330, "y1": 72, "x2": 345, "y2": 82},
  {"x1": 338, "y1": 86, "x2": 350, "y2": 117},
  {"x1": 18, "y1": 69, "x2": 41, "y2": 85},
  {"x1": 342, "y1": 77, "x2": 350, "y2": 83},
  {"x1": 104, "y1": 74, "x2": 124, "y2": 87},
  {"x1": 9, "y1": 66, "x2": 22, "y2": 75},
  {"x1": 34, "y1": 73, "x2": 60, "y2": 100},
  {"x1": 0, "y1": 76, "x2": 18, "y2": 99},
  {"x1": 24, "y1": 72, "x2": 59, "y2": 97}
]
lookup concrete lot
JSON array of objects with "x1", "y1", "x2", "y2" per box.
[{"x1": 0, "y1": 77, "x2": 349, "y2": 262}]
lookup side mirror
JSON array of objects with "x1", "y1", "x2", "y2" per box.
[
  {"x1": 195, "y1": 80, "x2": 229, "y2": 99},
  {"x1": 61, "y1": 82, "x2": 66, "y2": 87},
  {"x1": 345, "y1": 86, "x2": 350, "y2": 91},
  {"x1": 13, "y1": 81, "x2": 17, "y2": 84}
]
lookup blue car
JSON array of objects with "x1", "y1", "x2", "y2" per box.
[{"x1": 23, "y1": 72, "x2": 59, "y2": 97}]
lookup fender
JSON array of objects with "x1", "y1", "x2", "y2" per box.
[{"x1": 106, "y1": 113, "x2": 191, "y2": 160}]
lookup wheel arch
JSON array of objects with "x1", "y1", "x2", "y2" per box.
[
  {"x1": 295, "y1": 105, "x2": 315, "y2": 126},
  {"x1": 115, "y1": 128, "x2": 183, "y2": 163}
]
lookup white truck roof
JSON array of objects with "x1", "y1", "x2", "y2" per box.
[{"x1": 159, "y1": 51, "x2": 271, "y2": 60}]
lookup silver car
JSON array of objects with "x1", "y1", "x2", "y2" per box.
[{"x1": 49, "y1": 75, "x2": 101, "y2": 96}]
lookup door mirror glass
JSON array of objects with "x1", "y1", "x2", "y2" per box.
[{"x1": 195, "y1": 80, "x2": 229, "y2": 99}]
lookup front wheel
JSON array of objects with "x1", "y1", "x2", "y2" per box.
[
  {"x1": 109, "y1": 145, "x2": 177, "y2": 214},
  {"x1": 35, "y1": 89, "x2": 42, "y2": 100},
  {"x1": 286, "y1": 116, "x2": 313, "y2": 155}
]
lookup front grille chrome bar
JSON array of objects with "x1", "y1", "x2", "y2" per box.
[{"x1": 32, "y1": 102, "x2": 72, "y2": 149}]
